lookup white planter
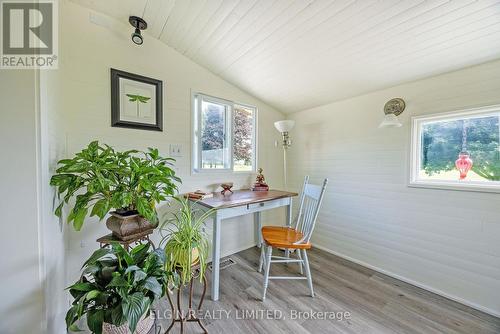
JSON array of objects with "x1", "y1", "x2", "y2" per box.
[{"x1": 102, "y1": 313, "x2": 154, "y2": 334}]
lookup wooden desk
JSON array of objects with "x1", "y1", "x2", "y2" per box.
[{"x1": 191, "y1": 190, "x2": 298, "y2": 301}]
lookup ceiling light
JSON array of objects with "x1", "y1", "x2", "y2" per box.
[{"x1": 129, "y1": 16, "x2": 147, "y2": 45}]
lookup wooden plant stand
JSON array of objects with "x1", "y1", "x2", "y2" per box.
[
  {"x1": 97, "y1": 230, "x2": 155, "y2": 250},
  {"x1": 165, "y1": 267, "x2": 208, "y2": 334}
]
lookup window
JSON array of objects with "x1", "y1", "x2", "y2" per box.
[
  {"x1": 410, "y1": 105, "x2": 500, "y2": 192},
  {"x1": 193, "y1": 93, "x2": 256, "y2": 172}
]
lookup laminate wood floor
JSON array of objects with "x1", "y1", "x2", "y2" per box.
[{"x1": 156, "y1": 247, "x2": 500, "y2": 334}]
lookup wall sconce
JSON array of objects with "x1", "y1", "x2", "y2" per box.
[
  {"x1": 378, "y1": 98, "x2": 405, "y2": 128},
  {"x1": 274, "y1": 120, "x2": 295, "y2": 188}
]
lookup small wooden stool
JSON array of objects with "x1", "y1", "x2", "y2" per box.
[{"x1": 165, "y1": 266, "x2": 208, "y2": 334}]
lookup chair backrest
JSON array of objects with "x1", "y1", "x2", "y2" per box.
[{"x1": 292, "y1": 176, "x2": 328, "y2": 244}]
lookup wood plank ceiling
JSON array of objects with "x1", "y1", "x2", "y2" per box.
[{"x1": 71, "y1": 0, "x2": 500, "y2": 113}]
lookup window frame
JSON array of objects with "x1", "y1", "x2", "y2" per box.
[
  {"x1": 192, "y1": 92, "x2": 258, "y2": 174},
  {"x1": 409, "y1": 104, "x2": 500, "y2": 193}
]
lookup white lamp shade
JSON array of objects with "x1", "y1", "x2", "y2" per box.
[
  {"x1": 378, "y1": 114, "x2": 402, "y2": 128},
  {"x1": 274, "y1": 120, "x2": 295, "y2": 132}
]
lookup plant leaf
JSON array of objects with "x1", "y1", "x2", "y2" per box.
[
  {"x1": 73, "y1": 207, "x2": 89, "y2": 231},
  {"x1": 82, "y1": 248, "x2": 112, "y2": 269},
  {"x1": 143, "y1": 277, "x2": 162, "y2": 297},
  {"x1": 65, "y1": 305, "x2": 79, "y2": 330},
  {"x1": 122, "y1": 292, "x2": 150, "y2": 334},
  {"x1": 68, "y1": 282, "x2": 95, "y2": 292},
  {"x1": 85, "y1": 290, "x2": 101, "y2": 301},
  {"x1": 87, "y1": 309, "x2": 104, "y2": 334},
  {"x1": 107, "y1": 275, "x2": 128, "y2": 288},
  {"x1": 131, "y1": 243, "x2": 150, "y2": 264},
  {"x1": 55, "y1": 202, "x2": 64, "y2": 218},
  {"x1": 133, "y1": 270, "x2": 147, "y2": 284},
  {"x1": 68, "y1": 323, "x2": 83, "y2": 332},
  {"x1": 90, "y1": 199, "x2": 110, "y2": 220},
  {"x1": 136, "y1": 197, "x2": 150, "y2": 218},
  {"x1": 82, "y1": 264, "x2": 100, "y2": 276},
  {"x1": 124, "y1": 265, "x2": 140, "y2": 274},
  {"x1": 111, "y1": 304, "x2": 125, "y2": 326}
]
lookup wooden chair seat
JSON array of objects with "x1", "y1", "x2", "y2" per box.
[{"x1": 261, "y1": 226, "x2": 312, "y2": 249}]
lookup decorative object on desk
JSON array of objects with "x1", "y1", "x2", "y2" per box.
[
  {"x1": 160, "y1": 197, "x2": 214, "y2": 285},
  {"x1": 252, "y1": 167, "x2": 269, "y2": 191},
  {"x1": 185, "y1": 190, "x2": 214, "y2": 200},
  {"x1": 274, "y1": 120, "x2": 295, "y2": 188},
  {"x1": 220, "y1": 182, "x2": 233, "y2": 195},
  {"x1": 65, "y1": 243, "x2": 176, "y2": 334},
  {"x1": 111, "y1": 68, "x2": 163, "y2": 131},
  {"x1": 378, "y1": 97, "x2": 405, "y2": 128},
  {"x1": 50, "y1": 141, "x2": 180, "y2": 237}
]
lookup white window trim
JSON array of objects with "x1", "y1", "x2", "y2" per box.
[
  {"x1": 409, "y1": 104, "x2": 500, "y2": 193},
  {"x1": 192, "y1": 92, "x2": 258, "y2": 174}
]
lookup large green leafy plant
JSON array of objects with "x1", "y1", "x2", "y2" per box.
[
  {"x1": 66, "y1": 243, "x2": 176, "y2": 334},
  {"x1": 160, "y1": 197, "x2": 213, "y2": 285},
  {"x1": 50, "y1": 141, "x2": 181, "y2": 230}
]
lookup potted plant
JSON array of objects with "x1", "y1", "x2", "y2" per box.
[
  {"x1": 50, "y1": 141, "x2": 181, "y2": 239},
  {"x1": 160, "y1": 197, "x2": 213, "y2": 285},
  {"x1": 65, "y1": 243, "x2": 176, "y2": 334}
]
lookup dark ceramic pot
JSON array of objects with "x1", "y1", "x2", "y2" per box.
[{"x1": 105, "y1": 211, "x2": 154, "y2": 241}]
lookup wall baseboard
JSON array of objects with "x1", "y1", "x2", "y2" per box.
[
  {"x1": 313, "y1": 244, "x2": 500, "y2": 319},
  {"x1": 208, "y1": 242, "x2": 259, "y2": 263}
]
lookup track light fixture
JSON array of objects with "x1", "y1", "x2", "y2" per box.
[{"x1": 129, "y1": 16, "x2": 147, "y2": 45}]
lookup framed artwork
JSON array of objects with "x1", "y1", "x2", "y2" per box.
[{"x1": 110, "y1": 68, "x2": 163, "y2": 131}]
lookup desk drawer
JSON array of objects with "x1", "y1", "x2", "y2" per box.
[{"x1": 219, "y1": 197, "x2": 290, "y2": 219}]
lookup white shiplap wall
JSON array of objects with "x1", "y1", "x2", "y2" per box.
[
  {"x1": 288, "y1": 59, "x2": 500, "y2": 316},
  {"x1": 58, "y1": 1, "x2": 286, "y2": 285}
]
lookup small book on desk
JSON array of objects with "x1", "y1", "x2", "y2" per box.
[
  {"x1": 185, "y1": 190, "x2": 214, "y2": 200},
  {"x1": 252, "y1": 185, "x2": 269, "y2": 191}
]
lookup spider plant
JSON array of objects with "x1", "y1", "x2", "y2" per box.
[{"x1": 159, "y1": 197, "x2": 214, "y2": 285}]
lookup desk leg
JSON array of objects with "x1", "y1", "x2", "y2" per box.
[
  {"x1": 286, "y1": 199, "x2": 292, "y2": 227},
  {"x1": 285, "y1": 200, "x2": 292, "y2": 258},
  {"x1": 211, "y1": 212, "x2": 221, "y2": 301},
  {"x1": 255, "y1": 211, "x2": 262, "y2": 248}
]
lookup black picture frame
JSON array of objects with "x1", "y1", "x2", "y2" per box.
[{"x1": 110, "y1": 68, "x2": 163, "y2": 131}]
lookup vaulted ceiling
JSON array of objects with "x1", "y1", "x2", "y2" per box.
[{"x1": 71, "y1": 0, "x2": 500, "y2": 113}]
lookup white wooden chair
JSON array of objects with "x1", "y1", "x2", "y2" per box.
[{"x1": 258, "y1": 176, "x2": 328, "y2": 300}]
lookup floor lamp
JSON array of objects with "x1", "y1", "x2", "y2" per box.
[{"x1": 274, "y1": 120, "x2": 295, "y2": 189}]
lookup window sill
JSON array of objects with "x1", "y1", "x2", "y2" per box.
[
  {"x1": 408, "y1": 180, "x2": 500, "y2": 193},
  {"x1": 192, "y1": 169, "x2": 256, "y2": 175}
]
